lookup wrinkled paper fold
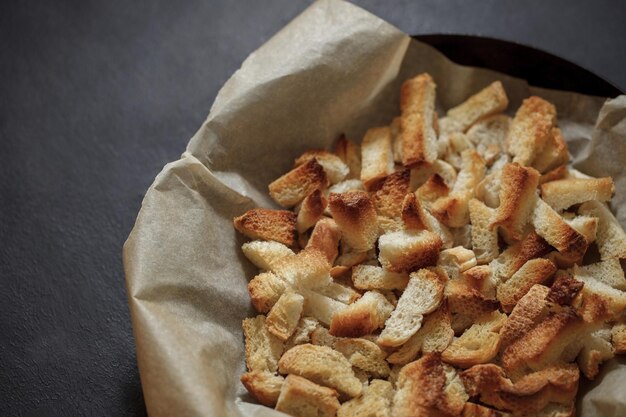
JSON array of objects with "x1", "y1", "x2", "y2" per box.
[{"x1": 123, "y1": 1, "x2": 626, "y2": 416}]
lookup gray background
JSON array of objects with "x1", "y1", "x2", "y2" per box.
[{"x1": 1, "y1": 0, "x2": 625, "y2": 415}]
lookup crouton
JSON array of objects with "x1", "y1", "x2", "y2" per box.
[
  {"x1": 248, "y1": 272, "x2": 289, "y2": 313},
  {"x1": 466, "y1": 114, "x2": 511, "y2": 160},
  {"x1": 351, "y1": 265, "x2": 409, "y2": 291},
  {"x1": 540, "y1": 177, "x2": 614, "y2": 212},
  {"x1": 571, "y1": 259, "x2": 626, "y2": 290},
  {"x1": 431, "y1": 150, "x2": 486, "y2": 227},
  {"x1": 506, "y1": 96, "x2": 556, "y2": 166},
  {"x1": 499, "y1": 284, "x2": 550, "y2": 348},
  {"x1": 330, "y1": 291, "x2": 394, "y2": 337},
  {"x1": 377, "y1": 215, "x2": 405, "y2": 234},
  {"x1": 269, "y1": 159, "x2": 329, "y2": 207},
  {"x1": 490, "y1": 232, "x2": 552, "y2": 285},
  {"x1": 378, "y1": 269, "x2": 445, "y2": 347},
  {"x1": 285, "y1": 317, "x2": 320, "y2": 351},
  {"x1": 278, "y1": 344, "x2": 362, "y2": 398},
  {"x1": 531, "y1": 198, "x2": 588, "y2": 260},
  {"x1": 532, "y1": 127, "x2": 569, "y2": 174},
  {"x1": 329, "y1": 191, "x2": 379, "y2": 252},
  {"x1": 274, "y1": 248, "x2": 331, "y2": 289},
  {"x1": 461, "y1": 363, "x2": 579, "y2": 415},
  {"x1": 387, "y1": 303, "x2": 454, "y2": 365},
  {"x1": 392, "y1": 353, "x2": 469, "y2": 417},
  {"x1": 296, "y1": 189, "x2": 328, "y2": 233},
  {"x1": 442, "y1": 310, "x2": 507, "y2": 368},
  {"x1": 240, "y1": 371, "x2": 284, "y2": 407},
  {"x1": 469, "y1": 199, "x2": 499, "y2": 264},
  {"x1": 410, "y1": 159, "x2": 458, "y2": 191},
  {"x1": 438, "y1": 246, "x2": 478, "y2": 280},
  {"x1": 490, "y1": 163, "x2": 540, "y2": 242},
  {"x1": 306, "y1": 218, "x2": 341, "y2": 264},
  {"x1": 378, "y1": 230, "x2": 443, "y2": 273},
  {"x1": 328, "y1": 179, "x2": 365, "y2": 195},
  {"x1": 234, "y1": 208, "x2": 297, "y2": 247},
  {"x1": 497, "y1": 258, "x2": 556, "y2": 312},
  {"x1": 577, "y1": 327, "x2": 614, "y2": 380},
  {"x1": 372, "y1": 169, "x2": 411, "y2": 218},
  {"x1": 572, "y1": 273, "x2": 626, "y2": 322},
  {"x1": 275, "y1": 374, "x2": 340, "y2": 417},
  {"x1": 579, "y1": 200, "x2": 626, "y2": 260},
  {"x1": 564, "y1": 215, "x2": 598, "y2": 248},
  {"x1": 316, "y1": 281, "x2": 361, "y2": 305},
  {"x1": 337, "y1": 379, "x2": 394, "y2": 417},
  {"x1": 361, "y1": 127, "x2": 394, "y2": 189},
  {"x1": 441, "y1": 81, "x2": 509, "y2": 134},
  {"x1": 295, "y1": 150, "x2": 350, "y2": 185},
  {"x1": 461, "y1": 265, "x2": 497, "y2": 298},
  {"x1": 475, "y1": 169, "x2": 502, "y2": 208},
  {"x1": 242, "y1": 240, "x2": 295, "y2": 271},
  {"x1": 401, "y1": 193, "x2": 454, "y2": 247},
  {"x1": 334, "y1": 135, "x2": 361, "y2": 179},
  {"x1": 267, "y1": 290, "x2": 305, "y2": 341},
  {"x1": 300, "y1": 289, "x2": 347, "y2": 326},
  {"x1": 446, "y1": 279, "x2": 500, "y2": 319},
  {"x1": 546, "y1": 272, "x2": 583, "y2": 306},
  {"x1": 539, "y1": 165, "x2": 568, "y2": 185},
  {"x1": 242, "y1": 315, "x2": 284, "y2": 373},
  {"x1": 334, "y1": 338, "x2": 390, "y2": 378},
  {"x1": 415, "y1": 174, "x2": 450, "y2": 205},
  {"x1": 400, "y1": 73, "x2": 438, "y2": 166}
]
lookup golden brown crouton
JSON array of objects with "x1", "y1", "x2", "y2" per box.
[
  {"x1": 334, "y1": 135, "x2": 361, "y2": 179},
  {"x1": 248, "y1": 272, "x2": 289, "y2": 313},
  {"x1": 469, "y1": 199, "x2": 499, "y2": 264},
  {"x1": 499, "y1": 284, "x2": 550, "y2": 348},
  {"x1": 275, "y1": 374, "x2": 340, "y2": 417},
  {"x1": 241, "y1": 240, "x2": 295, "y2": 271},
  {"x1": 400, "y1": 73, "x2": 438, "y2": 166},
  {"x1": 578, "y1": 200, "x2": 626, "y2": 260},
  {"x1": 242, "y1": 315, "x2": 284, "y2": 373},
  {"x1": 506, "y1": 96, "x2": 556, "y2": 166},
  {"x1": 489, "y1": 232, "x2": 552, "y2": 285},
  {"x1": 461, "y1": 363, "x2": 579, "y2": 415},
  {"x1": 274, "y1": 248, "x2": 331, "y2": 289},
  {"x1": 361, "y1": 127, "x2": 394, "y2": 189},
  {"x1": 329, "y1": 191, "x2": 379, "y2": 252},
  {"x1": 266, "y1": 290, "x2": 305, "y2": 341},
  {"x1": 401, "y1": 193, "x2": 453, "y2": 247},
  {"x1": 372, "y1": 169, "x2": 411, "y2": 218},
  {"x1": 540, "y1": 177, "x2": 614, "y2": 212},
  {"x1": 305, "y1": 218, "x2": 341, "y2": 264},
  {"x1": 546, "y1": 272, "x2": 584, "y2": 306},
  {"x1": 337, "y1": 379, "x2": 394, "y2": 417},
  {"x1": 446, "y1": 279, "x2": 500, "y2": 319},
  {"x1": 392, "y1": 353, "x2": 469, "y2": 417},
  {"x1": 269, "y1": 159, "x2": 329, "y2": 207},
  {"x1": 489, "y1": 163, "x2": 540, "y2": 242},
  {"x1": 378, "y1": 230, "x2": 443, "y2": 273},
  {"x1": 539, "y1": 164, "x2": 568, "y2": 185},
  {"x1": 415, "y1": 173, "x2": 450, "y2": 204},
  {"x1": 441, "y1": 81, "x2": 509, "y2": 133},
  {"x1": 351, "y1": 265, "x2": 409, "y2": 291},
  {"x1": 240, "y1": 371, "x2": 284, "y2": 407},
  {"x1": 329, "y1": 291, "x2": 394, "y2": 338},
  {"x1": 234, "y1": 208, "x2": 297, "y2": 247},
  {"x1": 296, "y1": 189, "x2": 328, "y2": 233},
  {"x1": 497, "y1": 258, "x2": 556, "y2": 312},
  {"x1": 334, "y1": 337, "x2": 390, "y2": 378},
  {"x1": 532, "y1": 127, "x2": 569, "y2": 174},
  {"x1": 278, "y1": 344, "x2": 362, "y2": 398},
  {"x1": 300, "y1": 289, "x2": 347, "y2": 327}
]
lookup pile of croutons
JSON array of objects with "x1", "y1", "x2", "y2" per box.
[{"x1": 233, "y1": 73, "x2": 626, "y2": 417}]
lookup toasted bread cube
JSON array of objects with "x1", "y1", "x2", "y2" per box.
[
  {"x1": 497, "y1": 258, "x2": 556, "y2": 312},
  {"x1": 328, "y1": 179, "x2": 365, "y2": 195},
  {"x1": 506, "y1": 96, "x2": 556, "y2": 166},
  {"x1": 531, "y1": 198, "x2": 588, "y2": 260},
  {"x1": 269, "y1": 159, "x2": 329, "y2": 207},
  {"x1": 572, "y1": 273, "x2": 626, "y2": 322},
  {"x1": 445, "y1": 279, "x2": 499, "y2": 322},
  {"x1": 337, "y1": 379, "x2": 394, "y2": 417},
  {"x1": 461, "y1": 265, "x2": 497, "y2": 298},
  {"x1": 330, "y1": 291, "x2": 394, "y2": 337},
  {"x1": 360, "y1": 127, "x2": 394, "y2": 189},
  {"x1": 401, "y1": 193, "x2": 453, "y2": 247},
  {"x1": 278, "y1": 344, "x2": 362, "y2": 398},
  {"x1": 234, "y1": 208, "x2": 297, "y2": 247},
  {"x1": 305, "y1": 218, "x2": 341, "y2": 264},
  {"x1": 461, "y1": 363, "x2": 579, "y2": 415},
  {"x1": 378, "y1": 269, "x2": 445, "y2": 347},
  {"x1": 240, "y1": 371, "x2": 284, "y2": 407},
  {"x1": 274, "y1": 248, "x2": 331, "y2": 289},
  {"x1": 469, "y1": 199, "x2": 499, "y2": 264},
  {"x1": 329, "y1": 191, "x2": 379, "y2": 252},
  {"x1": 564, "y1": 215, "x2": 598, "y2": 246},
  {"x1": 241, "y1": 240, "x2": 295, "y2": 271},
  {"x1": 577, "y1": 327, "x2": 614, "y2": 380},
  {"x1": 539, "y1": 164, "x2": 568, "y2": 185},
  {"x1": 378, "y1": 230, "x2": 443, "y2": 273},
  {"x1": 400, "y1": 73, "x2": 438, "y2": 166},
  {"x1": 579, "y1": 200, "x2": 626, "y2": 260},
  {"x1": 571, "y1": 259, "x2": 626, "y2": 290},
  {"x1": 295, "y1": 150, "x2": 349, "y2": 185},
  {"x1": 415, "y1": 173, "x2": 450, "y2": 204},
  {"x1": 489, "y1": 231, "x2": 552, "y2": 285},
  {"x1": 334, "y1": 135, "x2": 361, "y2": 180},
  {"x1": 275, "y1": 374, "x2": 340, "y2": 417},
  {"x1": 532, "y1": 127, "x2": 569, "y2": 173},
  {"x1": 430, "y1": 150, "x2": 486, "y2": 227},
  {"x1": 499, "y1": 284, "x2": 550, "y2": 348},
  {"x1": 242, "y1": 315, "x2": 284, "y2": 373},
  {"x1": 410, "y1": 159, "x2": 457, "y2": 191},
  {"x1": 352, "y1": 265, "x2": 409, "y2": 291},
  {"x1": 541, "y1": 177, "x2": 614, "y2": 212},
  {"x1": 315, "y1": 281, "x2": 361, "y2": 305},
  {"x1": 372, "y1": 169, "x2": 411, "y2": 218},
  {"x1": 334, "y1": 338, "x2": 390, "y2": 378},
  {"x1": 438, "y1": 246, "x2": 478, "y2": 279},
  {"x1": 267, "y1": 290, "x2": 305, "y2": 341},
  {"x1": 248, "y1": 272, "x2": 288, "y2": 313},
  {"x1": 296, "y1": 189, "x2": 328, "y2": 233},
  {"x1": 393, "y1": 353, "x2": 469, "y2": 417},
  {"x1": 285, "y1": 316, "x2": 320, "y2": 351},
  {"x1": 442, "y1": 310, "x2": 507, "y2": 368},
  {"x1": 387, "y1": 303, "x2": 454, "y2": 365},
  {"x1": 546, "y1": 271, "x2": 583, "y2": 306},
  {"x1": 442, "y1": 81, "x2": 509, "y2": 134},
  {"x1": 490, "y1": 163, "x2": 540, "y2": 242},
  {"x1": 300, "y1": 289, "x2": 347, "y2": 326}
]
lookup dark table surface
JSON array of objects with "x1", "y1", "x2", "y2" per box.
[{"x1": 2, "y1": 1, "x2": 625, "y2": 415}]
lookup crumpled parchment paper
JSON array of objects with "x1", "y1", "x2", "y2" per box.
[{"x1": 122, "y1": 1, "x2": 626, "y2": 416}]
